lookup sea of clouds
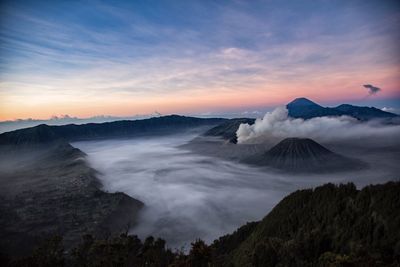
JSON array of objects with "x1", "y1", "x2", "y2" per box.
[{"x1": 74, "y1": 129, "x2": 399, "y2": 250}]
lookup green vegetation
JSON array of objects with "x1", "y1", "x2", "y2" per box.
[
  {"x1": 2, "y1": 181, "x2": 399, "y2": 266},
  {"x1": 221, "y1": 181, "x2": 400, "y2": 266}
]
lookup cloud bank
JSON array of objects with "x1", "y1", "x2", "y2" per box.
[
  {"x1": 1, "y1": 1, "x2": 399, "y2": 119},
  {"x1": 236, "y1": 106, "x2": 400, "y2": 144},
  {"x1": 74, "y1": 132, "x2": 400, "y2": 250},
  {"x1": 74, "y1": 135, "x2": 290, "y2": 250},
  {"x1": 382, "y1": 107, "x2": 399, "y2": 114}
]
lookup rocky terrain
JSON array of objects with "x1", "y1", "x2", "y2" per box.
[
  {"x1": 0, "y1": 115, "x2": 226, "y2": 258},
  {"x1": 203, "y1": 118, "x2": 255, "y2": 143},
  {"x1": 0, "y1": 141, "x2": 143, "y2": 258},
  {"x1": 243, "y1": 137, "x2": 367, "y2": 172}
]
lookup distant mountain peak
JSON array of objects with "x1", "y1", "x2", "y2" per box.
[
  {"x1": 287, "y1": 97, "x2": 321, "y2": 107},
  {"x1": 286, "y1": 98, "x2": 397, "y2": 120}
]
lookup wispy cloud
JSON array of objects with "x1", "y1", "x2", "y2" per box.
[{"x1": 0, "y1": 0, "x2": 399, "y2": 119}]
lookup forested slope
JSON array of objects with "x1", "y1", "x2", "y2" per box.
[
  {"x1": 4, "y1": 181, "x2": 399, "y2": 266},
  {"x1": 215, "y1": 181, "x2": 400, "y2": 266}
]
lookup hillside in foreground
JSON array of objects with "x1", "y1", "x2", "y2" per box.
[
  {"x1": 213, "y1": 181, "x2": 400, "y2": 266},
  {"x1": 0, "y1": 142, "x2": 143, "y2": 258},
  {"x1": 3, "y1": 181, "x2": 399, "y2": 266}
]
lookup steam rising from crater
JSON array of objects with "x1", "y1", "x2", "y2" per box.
[{"x1": 236, "y1": 106, "x2": 400, "y2": 144}]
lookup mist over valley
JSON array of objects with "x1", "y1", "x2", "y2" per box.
[
  {"x1": 1, "y1": 0, "x2": 400, "y2": 264},
  {"x1": 74, "y1": 112, "x2": 400, "y2": 250},
  {"x1": 1, "y1": 97, "x2": 400, "y2": 265}
]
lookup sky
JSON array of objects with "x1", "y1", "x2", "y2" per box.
[{"x1": 0, "y1": 0, "x2": 399, "y2": 121}]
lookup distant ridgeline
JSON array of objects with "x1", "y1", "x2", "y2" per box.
[
  {"x1": 205, "y1": 97, "x2": 398, "y2": 143},
  {"x1": 0, "y1": 115, "x2": 227, "y2": 146},
  {"x1": 0, "y1": 98, "x2": 396, "y2": 146},
  {"x1": 287, "y1": 97, "x2": 398, "y2": 120},
  {"x1": 204, "y1": 118, "x2": 256, "y2": 143},
  {"x1": 4, "y1": 181, "x2": 400, "y2": 266}
]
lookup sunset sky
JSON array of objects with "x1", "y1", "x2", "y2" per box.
[{"x1": 0, "y1": 0, "x2": 399, "y2": 120}]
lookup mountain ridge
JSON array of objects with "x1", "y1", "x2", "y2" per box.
[
  {"x1": 0, "y1": 115, "x2": 227, "y2": 146},
  {"x1": 204, "y1": 97, "x2": 398, "y2": 143},
  {"x1": 0, "y1": 142, "x2": 144, "y2": 257},
  {"x1": 287, "y1": 97, "x2": 397, "y2": 120}
]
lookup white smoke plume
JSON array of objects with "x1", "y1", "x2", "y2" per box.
[{"x1": 236, "y1": 106, "x2": 400, "y2": 144}]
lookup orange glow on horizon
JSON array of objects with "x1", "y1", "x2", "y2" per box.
[
  {"x1": 1, "y1": 0, "x2": 400, "y2": 122},
  {"x1": 1, "y1": 65, "x2": 399, "y2": 121},
  {"x1": 1, "y1": 83, "x2": 399, "y2": 121}
]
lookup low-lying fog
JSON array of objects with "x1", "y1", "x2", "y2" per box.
[{"x1": 74, "y1": 132, "x2": 399, "y2": 250}]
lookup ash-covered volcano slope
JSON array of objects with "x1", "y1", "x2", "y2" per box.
[{"x1": 243, "y1": 138, "x2": 366, "y2": 172}]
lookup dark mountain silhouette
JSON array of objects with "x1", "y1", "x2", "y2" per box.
[
  {"x1": 0, "y1": 115, "x2": 228, "y2": 258},
  {"x1": 244, "y1": 138, "x2": 366, "y2": 172},
  {"x1": 204, "y1": 118, "x2": 255, "y2": 143},
  {"x1": 287, "y1": 97, "x2": 320, "y2": 107},
  {"x1": 0, "y1": 142, "x2": 143, "y2": 258},
  {"x1": 203, "y1": 97, "x2": 397, "y2": 143},
  {"x1": 0, "y1": 124, "x2": 62, "y2": 146},
  {"x1": 287, "y1": 97, "x2": 397, "y2": 120},
  {"x1": 0, "y1": 115, "x2": 227, "y2": 146},
  {"x1": 335, "y1": 104, "x2": 397, "y2": 120},
  {"x1": 287, "y1": 97, "x2": 343, "y2": 119},
  {"x1": 6, "y1": 182, "x2": 399, "y2": 266},
  {"x1": 211, "y1": 181, "x2": 400, "y2": 266}
]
